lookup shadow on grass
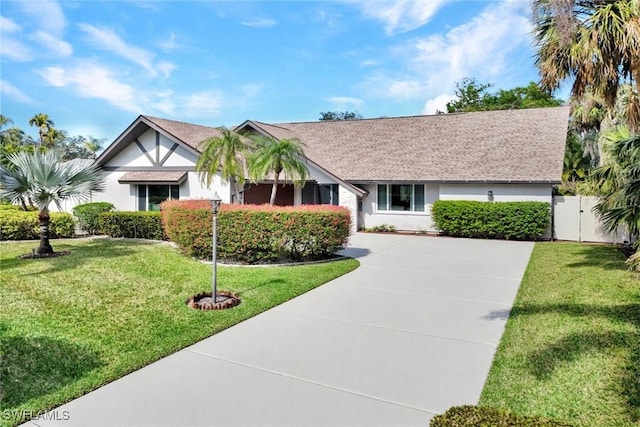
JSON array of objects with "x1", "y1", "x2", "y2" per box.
[
  {"x1": 235, "y1": 278, "x2": 286, "y2": 295},
  {"x1": 0, "y1": 331, "x2": 103, "y2": 410},
  {"x1": 566, "y1": 244, "x2": 629, "y2": 271},
  {"x1": 508, "y1": 303, "x2": 640, "y2": 422},
  {"x1": 0, "y1": 239, "x2": 143, "y2": 276}
]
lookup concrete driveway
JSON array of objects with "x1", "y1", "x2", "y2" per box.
[{"x1": 28, "y1": 233, "x2": 533, "y2": 427}]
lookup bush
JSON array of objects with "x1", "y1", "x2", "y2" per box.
[
  {"x1": 430, "y1": 406, "x2": 572, "y2": 427},
  {"x1": 98, "y1": 212, "x2": 167, "y2": 240},
  {"x1": 366, "y1": 224, "x2": 396, "y2": 233},
  {"x1": 0, "y1": 205, "x2": 22, "y2": 211},
  {"x1": 161, "y1": 200, "x2": 351, "y2": 263},
  {"x1": 73, "y1": 202, "x2": 115, "y2": 235},
  {"x1": 431, "y1": 200, "x2": 550, "y2": 240},
  {"x1": 0, "y1": 211, "x2": 75, "y2": 240}
]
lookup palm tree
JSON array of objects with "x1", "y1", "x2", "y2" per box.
[
  {"x1": 248, "y1": 136, "x2": 308, "y2": 206},
  {"x1": 533, "y1": 0, "x2": 640, "y2": 129},
  {"x1": 42, "y1": 127, "x2": 66, "y2": 149},
  {"x1": 28, "y1": 113, "x2": 55, "y2": 146},
  {"x1": 0, "y1": 150, "x2": 105, "y2": 255},
  {"x1": 590, "y1": 126, "x2": 640, "y2": 240},
  {"x1": 196, "y1": 127, "x2": 252, "y2": 204}
]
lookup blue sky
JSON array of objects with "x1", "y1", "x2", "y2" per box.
[{"x1": 1, "y1": 0, "x2": 563, "y2": 144}]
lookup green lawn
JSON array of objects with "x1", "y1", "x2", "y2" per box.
[
  {"x1": 0, "y1": 238, "x2": 359, "y2": 426},
  {"x1": 480, "y1": 242, "x2": 639, "y2": 426}
]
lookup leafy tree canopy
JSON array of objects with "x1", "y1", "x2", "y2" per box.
[
  {"x1": 445, "y1": 78, "x2": 564, "y2": 113},
  {"x1": 319, "y1": 111, "x2": 363, "y2": 121}
]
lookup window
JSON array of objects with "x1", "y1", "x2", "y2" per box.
[
  {"x1": 137, "y1": 184, "x2": 179, "y2": 211},
  {"x1": 377, "y1": 184, "x2": 425, "y2": 212},
  {"x1": 302, "y1": 183, "x2": 339, "y2": 205}
]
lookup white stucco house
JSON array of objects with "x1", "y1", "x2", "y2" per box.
[{"x1": 88, "y1": 106, "x2": 570, "y2": 233}]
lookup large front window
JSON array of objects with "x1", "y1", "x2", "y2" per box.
[
  {"x1": 377, "y1": 184, "x2": 425, "y2": 212},
  {"x1": 138, "y1": 185, "x2": 179, "y2": 211}
]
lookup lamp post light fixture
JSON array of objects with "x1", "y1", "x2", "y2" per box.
[{"x1": 211, "y1": 192, "x2": 222, "y2": 302}]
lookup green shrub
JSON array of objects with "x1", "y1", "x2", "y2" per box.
[
  {"x1": 0, "y1": 211, "x2": 75, "y2": 240},
  {"x1": 431, "y1": 200, "x2": 550, "y2": 240},
  {"x1": 430, "y1": 406, "x2": 572, "y2": 426},
  {"x1": 73, "y1": 202, "x2": 115, "y2": 235},
  {"x1": 366, "y1": 224, "x2": 396, "y2": 233},
  {"x1": 98, "y1": 212, "x2": 167, "y2": 240},
  {"x1": 161, "y1": 200, "x2": 351, "y2": 263},
  {"x1": 0, "y1": 205, "x2": 22, "y2": 211}
]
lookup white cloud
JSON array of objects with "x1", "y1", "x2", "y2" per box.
[
  {"x1": 17, "y1": 0, "x2": 66, "y2": 36},
  {"x1": 31, "y1": 31, "x2": 73, "y2": 57},
  {"x1": 78, "y1": 23, "x2": 171, "y2": 76},
  {"x1": 324, "y1": 96, "x2": 365, "y2": 110},
  {"x1": 422, "y1": 93, "x2": 452, "y2": 114},
  {"x1": 157, "y1": 61, "x2": 176, "y2": 79},
  {"x1": 39, "y1": 62, "x2": 142, "y2": 113},
  {"x1": 359, "y1": 0, "x2": 533, "y2": 105},
  {"x1": 0, "y1": 39, "x2": 33, "y2": 61},
  {"x1": 158, "y1": 32, "x2": 179, "y2": 51},
  {"x1": 0, "y1": 79, "x2": 34, "y2": 104},
  {"x1": 183, "y1": 91, "x2": 223, "y2": 116},
  {"x1": 352, "y1": 0, "x2": 450, "y2": 35},
  {"x1": 0, "y1": 16, "x2": 21, "y2": 33},
  {"x1": 241, "y1": 18, "x2": 277, "y2": 28}
]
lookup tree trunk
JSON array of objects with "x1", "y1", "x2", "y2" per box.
[
  {"x1": 36, "y1": 208, "x2": 54, "y2": 255},
  {"x1": 269, "y1": 174, "x2": 279, "y2": 206}
]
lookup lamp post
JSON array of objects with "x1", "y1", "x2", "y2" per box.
[{"x1": 211, "y1": 192, "x2": 222, "y2": 302}]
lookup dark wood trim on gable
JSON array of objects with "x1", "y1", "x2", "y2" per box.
[
  {"x1": 155, "y1": 132, "x2": 160, "y2": 164},
  {"x1": 135, "y1": 138, "x2": 158, "y2": 166},
  {"x1": 159, "y1": 143, "x2": 180, "y2": 166}
]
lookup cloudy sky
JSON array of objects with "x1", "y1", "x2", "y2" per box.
[{"x1": 1, "y1": 0, "x2": 560, "y2": 144}]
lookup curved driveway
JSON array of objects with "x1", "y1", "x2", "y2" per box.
[{"x1": 30, "y1": 233, "x2": 533, "y2": 427}]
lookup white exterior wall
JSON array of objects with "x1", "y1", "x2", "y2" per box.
[
  {"x1": 358, "y1": 183, "x2": 439, "y2": 232},
  {"x1": 554, "y1": 196, "x2": 629, "y2": 243},
  {"x1": 439, "y1": 183, "x2": 553, "y2": 203},
  {"x1": 358, "y1": 182, "x2": 554, "y2": 232},
  {"x1": 338, "y1": 185, "x2": 358, "y2": 234}
]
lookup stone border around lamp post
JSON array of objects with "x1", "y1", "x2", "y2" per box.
[{"x1": 186, "y1": 192, "x2": 241, "y2": 311}]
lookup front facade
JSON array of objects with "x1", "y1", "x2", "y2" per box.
[{"x1": 84, "y1": 107, "x2": 570, "y2": 233}]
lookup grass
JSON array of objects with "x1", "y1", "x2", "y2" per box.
[
  {"x1": 480, "y1": 242, "x2": 640, "y2": 427},
  {"x1": 0, "y1": 238, "x2": 359, "y2": 426}
]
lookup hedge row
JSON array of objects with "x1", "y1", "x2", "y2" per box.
[
  {"x1": 73, "y1": 202, "x2": 115, "y2": 235},
  {"x1": 430, "y1": 405, "x2": 572, "y2": 426},
  {"x1": 161, "y1": 200, "x2": 351, "y2": 263},
  {"x1": 0, "y1": 211, "x2": 75, "y2": 240},
  {"x1": 98, "y1": 212, "x2": 167, "y2": 240},
  {"x1": 431, "y1": 200, "x2": 550, "y2": 240}
]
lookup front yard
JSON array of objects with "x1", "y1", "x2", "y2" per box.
[
  {"x1": 480, "y1": 242, "x2": 639, "y2": 426},
  {"x1": 0, "y1": 238, "x2": 358, "y2": 426}
]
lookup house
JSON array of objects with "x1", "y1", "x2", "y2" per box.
[{"x1": 90, "y1": 107, "x2": 570, "y2": 233}]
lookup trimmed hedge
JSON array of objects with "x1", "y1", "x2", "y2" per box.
[
  {"x1": 430, "y1": 405, "x2": 572, "y2": 426},
  {"x1": 0, "y1": 211, "x2": 75, "y2": 240},
  {"x1": 161, "y1": 200, "x2": 351, "y2": 263},
  {"x1": 98, "y1": 211, "x2": 167, "y2": 240},
  {"x1": 431, "y1": 200, "x2": 550, "y2": 240},
  {"x1": 73, "y1": 202, "x2": 115, "y2": 235}
]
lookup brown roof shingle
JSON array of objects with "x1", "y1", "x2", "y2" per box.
[{"x1": 251, "y1": 107, "x2": 569, "y2": 183}]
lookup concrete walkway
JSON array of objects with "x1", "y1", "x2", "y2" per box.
[{"x1": 28, "y1": 233, "x2": 534, "y2": 427}]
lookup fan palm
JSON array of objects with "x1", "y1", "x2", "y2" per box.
[
  {"x1": 248, "y1": 137, "x2": 308, "y2": 206},
  {"x1": 28, "y1": 113, "x2": 55, "y2": 145},
  {"x1": 0, "y1": 150, "x2": 105, "y2": 255},
  {"x1": 196, "y1": 127, "x2": 251, "y2": 204},
  {"x1": 533, "y1": 0, "x2": 640, "y2": 129},
  {"x1": 590, "y1": 126, "x2": 640, "y2": 239}
]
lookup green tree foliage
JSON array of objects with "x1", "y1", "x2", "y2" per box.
[
  {"x1": 557, "y1": 131, "x2": 592, "y2": 195},
  {"x1": 196, "y1": 127, "x2": 252, "y2": 203},
  {"x1": 533, "y1": 0, "x2": 640, "y2": 129},
  {"x1": 445, "y1": 78, "x2": 563, "y2": 113},
  {"x1": 0, "y1": 150, "x2": 105, "y2": 255},
  {"x1": 319, "y1": 111, "x2": 363, "y2": 121},
  {"x1": 28, "y1": 113, "x2": 55, "y2": 146},
  {"x1": 248, "y1": 136, "x2": 309, "y2": 206}
]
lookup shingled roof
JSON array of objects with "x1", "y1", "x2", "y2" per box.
[{"x1": 245, "y1": 107, "x2": 569, "y2": 183}]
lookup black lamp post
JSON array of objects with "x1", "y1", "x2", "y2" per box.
[{"x1": 211, "y1": 192, "x2": 222, "y2": 301}]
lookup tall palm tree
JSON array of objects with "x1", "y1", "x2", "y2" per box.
[
  {"x1": 248, "y1": 136, "x2": 308, "y2": 206},
  {"x1": 28, "y1": 113, "x2": 55, "y2": 146},
  {"x1": 590, "y1": 126, "x2": 640, "y2": 240},
  {"x1": 0, "y1": 150, "x2": 105, "y2": 255},
  {"x1": 533, "y1": 0, "x2": 640, "y2": 129},
  {"x1": 196, "y1": 127, "x2": 252, "y2": 204}
]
